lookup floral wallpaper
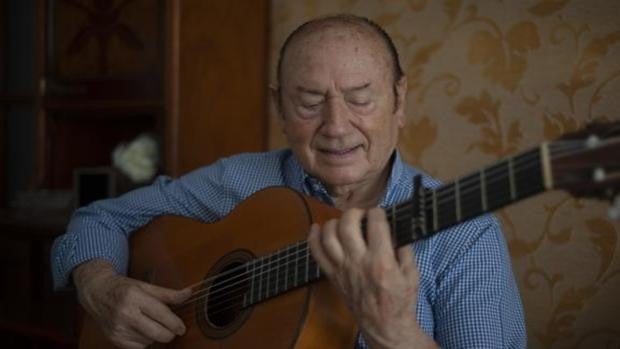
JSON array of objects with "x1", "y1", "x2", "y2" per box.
[{"x1": 268, "y1": 1, "x2": 620, "y2": 348}]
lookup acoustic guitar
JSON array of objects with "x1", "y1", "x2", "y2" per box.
[{"x1": 79, "y1": 122, "x2": 620, "y2": 348}]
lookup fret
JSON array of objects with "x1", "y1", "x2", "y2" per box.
[
  {"x1": 409, "y1": 174, "x2": 429, "y2": 240},
  {"x1": 508, "y1": 157, "x2": 517, "y2": 200},
  {"x1": 540, "y1": 143, "x2": 553, "y2": 189},
  {"x1": 420, "y1": 189, "x2": 429, "y2": 237},
  {"x1": 486, "y1": 161, "x2": 511, "y2": 210}
]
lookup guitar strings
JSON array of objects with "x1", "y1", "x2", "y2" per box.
[
  {"x1": 179, "y1": 168, "x2": 538, "y2": 320},
  {"x1": 172, "y1": 140, "x2": 592, "y2": 317}
]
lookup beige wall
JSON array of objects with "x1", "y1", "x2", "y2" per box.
[{"x1": 268, "y1": 1, "x2": 620, "y2": 348}]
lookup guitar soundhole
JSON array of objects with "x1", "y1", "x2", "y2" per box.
[
  {"x1": 197, "y1": 249, "x2": 254, "y2": 339},
  {"x1": 206, "y1": 261, "x2": 246, "y2": 327}
]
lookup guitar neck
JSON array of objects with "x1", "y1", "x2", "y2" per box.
[
  {"x1": 243, "y1": 145, "x2": 551, "y2": 307},
  {"x1": 388, "y1": 145, "x2": 548, "y2": 249}
]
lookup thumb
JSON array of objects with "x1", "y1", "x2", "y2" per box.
[{"x1": 140, "y1": 283, "x2": 192, "y2": 305}]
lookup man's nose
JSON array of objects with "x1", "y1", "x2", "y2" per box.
[{"x1": 321, "y1": 97, "x2": 351, "y2": 137}]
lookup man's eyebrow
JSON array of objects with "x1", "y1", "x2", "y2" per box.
[
  {"x1": 295, "y1": 83, "x2": 371, "y2": 95},
  {"x1": 296, "y1": 86, "x2": 324, "y2": 95},
  {"x1": 344, "y1": 82, "x2": 371, "y2": 92}
]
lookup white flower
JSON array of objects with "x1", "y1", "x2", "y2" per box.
[{"x1": 112, "y1": 134, "x2": 159, "y2": 183}]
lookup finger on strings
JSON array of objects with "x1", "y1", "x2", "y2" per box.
[
  {"x1": 336, "y1": 208, "x2": 367, "y2": 259},
  {"x1": 366, "y1": 208, "x2": 394, "y2": 258},
  {"x1": 319, "y1": 219, "x2": 345, "y2": 267},
  {"x1": 308, "y1": 223, "x2": 335, "y2": 276}
]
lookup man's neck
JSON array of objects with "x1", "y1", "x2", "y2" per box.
[{"x1": 327, "y1": 166, "x2": 391, "y2": 210}]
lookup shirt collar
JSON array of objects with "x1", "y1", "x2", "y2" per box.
[{"x1": 283, "y1": 149, "x2": 409, "y2": 208}]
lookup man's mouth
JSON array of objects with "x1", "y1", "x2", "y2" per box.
[{"x1": 319, "y1": 145, "x2": 362, "y2": 156}]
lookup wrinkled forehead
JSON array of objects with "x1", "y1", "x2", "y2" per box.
[{"x1": 280, "y1": 23, "x2": 393, "y2": 87}]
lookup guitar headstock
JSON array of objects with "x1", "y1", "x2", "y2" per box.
[{"x1": 549, "y1": 121, "x2": 620, "y2": 218}]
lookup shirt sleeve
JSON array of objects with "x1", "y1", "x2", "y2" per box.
[
  {"x1": 50, "y1": 158, "x2": 243, "y2": 290},
  {"x1": 433, "y1": 219, "x2": 527, "y2": 348}
]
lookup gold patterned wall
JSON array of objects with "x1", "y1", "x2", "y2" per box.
[{"x1": 268, "y1": 1, "x2": 620, "y2": 348}]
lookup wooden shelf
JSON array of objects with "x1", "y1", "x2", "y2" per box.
[
  {"x1": 0, "y1": 96, "x2": 36, "y2": 104},
  {"x1": 44, "y1": 99, "x2": 164, "y2": 111}
]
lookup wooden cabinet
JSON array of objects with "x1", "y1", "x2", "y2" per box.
[
  {"x1": 165, "y1": 0, "x2": 269, "y2": 175},
  {"x1": 0, "y1": 0, "x2": 269, "y2": 347},
  {"x1": 41, "y1": 0, "x2": 166, "y2": 189}
]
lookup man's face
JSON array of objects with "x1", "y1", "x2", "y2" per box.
[{"x1": 278, "y1": 25, "x2": 406, "y2": 189}]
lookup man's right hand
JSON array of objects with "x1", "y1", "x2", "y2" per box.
[{"x1": 72, "y1": 260, "x2": 191, "y2": 349}]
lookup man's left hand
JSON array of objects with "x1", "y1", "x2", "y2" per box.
[{"x1": 308, "y1": 207, "x2": 437, "y2": 349}]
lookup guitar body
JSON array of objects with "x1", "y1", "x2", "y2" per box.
[{"x1": 79, "y1": 187, "x2": 358, "y2": 348}]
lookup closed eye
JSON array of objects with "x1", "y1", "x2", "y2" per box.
[
  {"x1": 349, "y1": 100, "x2": 370, "y2": 107},
  {"x1": 301, "y1": 102, "x2": 322, "y2": 112}
]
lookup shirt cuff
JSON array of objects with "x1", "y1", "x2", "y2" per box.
[{"x1": 51, "y1": 228, "x2": 129, "y2": 290}]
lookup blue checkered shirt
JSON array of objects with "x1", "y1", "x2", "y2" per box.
[{"x1": 51, "y1": 149, "x2": 526, "y2": 348}]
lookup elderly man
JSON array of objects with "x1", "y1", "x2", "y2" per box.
[{"x1": 52, "y1": 14, "x2": 526, "y2": 349}]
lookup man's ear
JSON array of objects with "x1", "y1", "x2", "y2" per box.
[
  {"x1": 269, "y1": 84, "x2": 283, "y2": 117},
  {"x1": 270, "y1": 84, "x2": 288, "y2": 133},
  {"x1": 395, "y1": 75, "x2": 408, "y2": 128}
]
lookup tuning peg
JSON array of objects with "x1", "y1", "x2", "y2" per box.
[{"x1": 609, "y1": 196, "x2": 620, "y2": 220}]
